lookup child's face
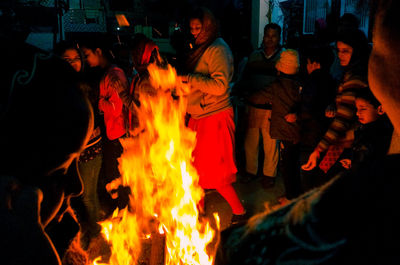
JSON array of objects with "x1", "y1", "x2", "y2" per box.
[{"x1": 355, "y1": 98, "x2": 380, "y2": 124}]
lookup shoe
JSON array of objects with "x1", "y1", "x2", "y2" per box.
[
  {"x1": 230, "y1": 212, "x2": 249, "y2": 226},
  {"x1": 262, "y1": 176, "x2": 275, "y2": 189},
  {"x1": 241, "y1": 172, "x2": 257, "y2": 183}
]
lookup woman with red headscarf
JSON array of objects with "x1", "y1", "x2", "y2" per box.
[
  {"x1": 119, "y1": 33, "x2": 160, "y2": 135},
  {"x1": 179, "y1": 7, "x2": 246, "y2": 225}
]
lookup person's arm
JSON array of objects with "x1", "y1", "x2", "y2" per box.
[
  {"x1": 188, "y1": 44, "x2": 232, "y2": 96},
  {"x1": 315, "y1": 87, "x2": 358, "y2": 153},
  {"x1": 247, "y1": 81, "x2": 274, "y2": 106},
  {"x1": 286, "y1": 82, "x2": 302, "y2": 123},
  {"x1": 303, "y1": 82, "x2": 365, "y2": 171},
  {"x1": 99, "y1": 68, "x2": 127, "y2": 117},
  {"x1": 118, "y1": 74, "x2": 149, "y2": 112},
  {"x1": 230, "y1": 52, "x2": 257, "y2": 98}
]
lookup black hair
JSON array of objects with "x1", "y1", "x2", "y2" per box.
[
  {"x1": 54, "y1": 40, "x2": 85, "y2": 72},
  {"x1": 188, "y1": 7, "x2": 205, "y2": 21},
  {"x1": 79, "y1": 33, "x2": 116, "y2": 62},
  {"x1": 264, "y1": 23, "x2": 281, "y2": 37},
  {"x1": 336, "y1": 28, "x2": 370, "y2": 78},
  {"x1": 304, "y1": 44, "x2": 334, "y2": 70},
  {"x1": 356, "y1": 88, "x2": 381, "y2": 108},
  {"x1": 1, "y1": 37, "x2": 91, "y2": 178},
  {"x1": 54, "y1": 40, "x2": 79, "y2": 56},
  {"x1": 338, "y1": 13, "x2": 360, "y2": 33}
]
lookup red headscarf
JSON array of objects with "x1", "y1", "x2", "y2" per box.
[{"x1": 130, "y1": 34, "x2": 159, "y2": 73}]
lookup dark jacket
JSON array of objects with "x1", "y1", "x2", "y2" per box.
[
  {"x1": 269, "y1": 74, "x2": 302, "y2": 143},
  {"x1": 300, "y1": 68, "x2": 337, "y2": 147},
  {"x1": 344, "y1": 115, "x2": 393, "y2": 171},
  {"x1": 233, "y1": 47, "x2": 282, "y2": 109}
]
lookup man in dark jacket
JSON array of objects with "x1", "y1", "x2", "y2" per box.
[{"x1": 234, "y1": 23, "x2": 283, "y2": 187}]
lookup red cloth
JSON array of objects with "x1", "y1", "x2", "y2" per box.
[
  {"x1": 99, "y1": 66, "x2": 127, "y2": 140},
  {"x1": 188, "y1": 108, "x2": 237, "y2": 189},
  {"x1": 141, "y1": 41, "x2": 158, "y2": 65},
  {"x1": 318, "y1": 144, "x2": 345, "y2": 173}
]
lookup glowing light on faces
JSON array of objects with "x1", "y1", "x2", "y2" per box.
[
  {"x1": 355, "y1": 98, "x2": 381, "y2": 125},
  {"x1": 82, "y1": 47, "x2": 100, "y2": 67},
  {"x1": 190, "y1": 18, "x2": 202, "y2": 39},
  {"x1": 62, "y1": 49, "x2": 82, "y2": 72},
  {"x1": 336, "y1": 41, "x2": 353, "y2": 67}
]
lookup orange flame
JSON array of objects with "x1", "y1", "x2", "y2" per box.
[{"x1": 94, "y1": 61, "x2": 219, "y2": 265}]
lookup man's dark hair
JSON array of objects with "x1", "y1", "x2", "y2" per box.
[
  {"x1": 264, "y1": 23, "x2": 281, "y2": 37},
  {"x1": 79, "y1": 33, "x2": 116, "y2": 61},
  {"x1": 304, "y1": 45, "x2": 334, "y2": 70}
]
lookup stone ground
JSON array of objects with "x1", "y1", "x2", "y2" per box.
[{"x1": 203, "y1": 171, "x2": 286, "y2": 231}]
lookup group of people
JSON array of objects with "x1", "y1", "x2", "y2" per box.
[
  {"x1": 2, "y1": 1, "x2": 400, "y2": 264},
  {"x1": 1, "y1": 6, "x2": 247, "y2": 264},
  {"x1": 217, "y1": 0, "x2": 400, "y2": 264},
  {"x1": 233, "y1": 12, "x2": 394, "y2": 206}
]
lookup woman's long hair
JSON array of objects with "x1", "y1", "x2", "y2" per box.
[{"x1": 336, "y1": 28, "x2": 370, "y2": 82}]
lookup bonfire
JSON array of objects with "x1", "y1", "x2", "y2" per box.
[{"x1": 94, "y1": 61, "x2": 219, "y2": 265}]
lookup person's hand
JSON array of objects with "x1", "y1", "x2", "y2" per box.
[
  {"x1": 176, "y1": 75, "x2": 190, "y2": 96},
  {"x1": 325, "y1": 105, "x2": 336, "y2": 118},
  {"x1": 301, "y1": 150, "x2": 320, "y2": 171},
  {"x1": 339, "y1": 159, "x2": 352, "y2": 169},
  {"x1": 285, "y1": 113, "x2": 297, "y2": 123}
]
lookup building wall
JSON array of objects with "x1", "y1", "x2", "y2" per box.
[{"x1": 251, "y1": 0, "x2": 284, "y2": 49}]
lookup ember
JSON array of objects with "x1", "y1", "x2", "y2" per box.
[{"x1": 94, "y1": 61, "x2": 219, "y2": 265}]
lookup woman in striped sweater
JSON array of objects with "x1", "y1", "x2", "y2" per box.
[{"x1": 302, "y1": 28, "x2": 370, "y2": 174}]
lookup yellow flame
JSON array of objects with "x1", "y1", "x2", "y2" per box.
[{"x1": 93, "y1": 62, "x2": 219, "y2": 265}]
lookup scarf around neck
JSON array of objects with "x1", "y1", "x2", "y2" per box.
[{"x1": 184, "y1": 8, "x2": 218, "y2": 72}]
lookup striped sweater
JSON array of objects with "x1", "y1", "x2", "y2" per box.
[{"x1": 316, "y1": 77, "x2": 368, "y2": 153}]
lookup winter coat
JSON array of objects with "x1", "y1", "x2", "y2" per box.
[
  {"x1": 316, "y1": 75, "x2": 368, "y2": 153},
  {"x1": 235, "y1": 47, "x2": 283, "y2": 108},
  {"x1": 300, "y1": 68, "x2": 337, "y2": 147},
  {"x1": 344, "y1": 115, "x2": 393, "y2": 171},
  {"x1": 269, "y1": 75, "x2": 302, "y2": 143},
  {"x1": 186, "y1": 37, "x2": 234, "y2": 119}
]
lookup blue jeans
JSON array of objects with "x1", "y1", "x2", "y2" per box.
[{"x1": 78, "y1": 154, "x2": 102, "y2": 229}]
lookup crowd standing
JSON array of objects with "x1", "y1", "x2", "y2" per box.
[
  {"x1": 2, "y1": 1, "x2": 400, "y2": 264},
  {"x1": 216, "y1": 0, "x2": 400, "y2": 264}
]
